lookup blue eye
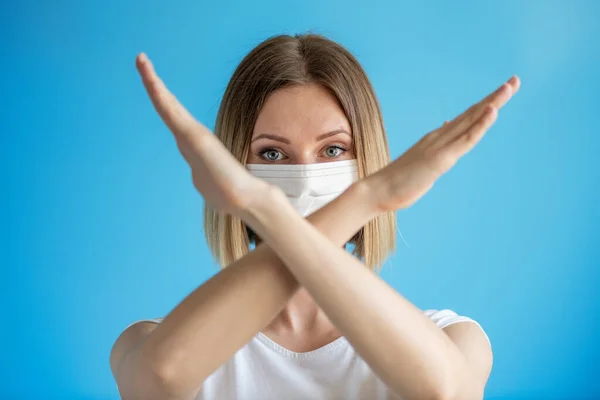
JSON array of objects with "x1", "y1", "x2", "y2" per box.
[
  {"x1": 324, "y1": 146, "x2": 346, "y2": 158},
  {"x1": 259, "y1": 149, "x2": 284, "y2": 161}
]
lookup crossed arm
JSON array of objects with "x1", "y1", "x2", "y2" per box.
[
  {"x1": 242, "y1": 183, "x2": 495, "y2": 400},
  {"x1": 111, "y1": 53, "x2": 519, "y2": 400},
  {"x1": 112, "y1": 175, "x2": 393, "y2": 400}
]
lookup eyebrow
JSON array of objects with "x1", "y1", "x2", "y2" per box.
[{"x1": 251, "y1": 129, "x2": 351, "y2": 144}]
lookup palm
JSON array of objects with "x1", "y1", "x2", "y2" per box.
[
  {"x1": 135, "y1": 53, "x2": 267, "y2": 216},
  {"x1": 369, "y1": 77, "x2": 520, "y2": 212}
]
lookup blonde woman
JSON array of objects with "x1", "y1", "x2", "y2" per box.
[{"x1": 110, "y1": 34, "x2": 519, "y2": 400}]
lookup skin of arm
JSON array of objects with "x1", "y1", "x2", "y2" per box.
[
  {"x1": 240, "y1": 182, "x2": 488, "y2": 400},
  {"x1": 110, "y1": 180, "x2": 379, "y2": 400}
]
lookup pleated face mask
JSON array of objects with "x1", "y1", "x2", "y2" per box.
[{"x1": 246, "y1": 159, "x2": 359, "y2": 217}]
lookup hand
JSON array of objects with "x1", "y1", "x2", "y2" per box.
[
  {"x1": 366, "y1": 76, "x2": 520, "y2": 212},
  {"x1": 135, "y1": 53, "x2": 271, "y2": 216}
]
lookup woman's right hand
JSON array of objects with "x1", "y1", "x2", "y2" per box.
[
  {"x1": 365, "y1": 76, "x2": 520, "y2": 213},
  {"x1": 136, "y1": 53, "x2": 273, "y2": 217}
]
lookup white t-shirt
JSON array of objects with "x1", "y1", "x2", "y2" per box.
[{"x1": 123, "y1": 309, "x2": 488, "y2": 400}]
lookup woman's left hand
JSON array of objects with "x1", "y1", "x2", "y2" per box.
[{"x1": 365, "y1": 76, "x2": 520, "y2": 212}]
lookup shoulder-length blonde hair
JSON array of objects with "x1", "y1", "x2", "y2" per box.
[{"x1": 204, "y1": 33, "x2": 396, "y2": 271}]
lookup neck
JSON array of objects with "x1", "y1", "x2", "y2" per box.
[
  {"x1": 264, "y1": 287, "x2": 325, "y2": 334},
  {"x1": 254, "y1": 238, "x2": 343, "y2": 335}
]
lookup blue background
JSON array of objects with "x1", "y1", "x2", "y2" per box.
[{"x1": 2, "y1": 1, "x2": 599, "y2": 399}]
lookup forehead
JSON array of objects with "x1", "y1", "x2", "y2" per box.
[{"x1": 253, "y1": 83, "x2": 351, "y2": 137}]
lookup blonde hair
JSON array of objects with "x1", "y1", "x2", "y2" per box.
[{"x1": 204, "y1": 33, "x2": 396, "y2": 271}]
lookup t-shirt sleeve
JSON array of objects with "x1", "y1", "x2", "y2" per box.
[
  {"x1": 423, "y1": 309, "x2": 491, "y2": 347},
  {"x1": 122, "y1": 317, "x2": 164, "y2": 332}
]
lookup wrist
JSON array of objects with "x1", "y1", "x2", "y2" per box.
[
  {"x1": 349, "y1": 178, "x2": 382, "y2": 218},
  {"x1": 239, "y1": 183, "x2": 291, "y2": 237}
]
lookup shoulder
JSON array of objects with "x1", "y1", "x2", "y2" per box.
[
  {"x1": 424, "y1": 309, "x2": 493, "y2": 385},
  {"x1": 423, "y1": 309, "x2": 492, "y2": 356},
  {"x1": 109, "y1": 318, "x2": 164, "y2": 377}
]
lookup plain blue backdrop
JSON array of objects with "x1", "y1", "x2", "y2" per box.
[{"x1": 2, "y1": 0, "x2": 599, "y2": 399}]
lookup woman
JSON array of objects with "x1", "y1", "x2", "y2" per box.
[{"x1": 110, "y1": 34, "x2": 519, "y2": 400}]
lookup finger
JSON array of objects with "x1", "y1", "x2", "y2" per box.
[
  {"x1": 507, "y1": 75, "x2": 521, "y2": 95},
  {"x1": 440, "y1": 76, "x2": 516, "y2": 143},
  {"x1": 136, "y1": 53, "x2": 200, "y2": 143},
  {"x1": 455, "y1": 76, "x2": 518, "y2": 125},
  {"x1": 475, "y1": 75, "x2": 520, "y2": 111},
  {"x1": 455, "y1": 80, "x2": 511, "y2": 126},
  {"x1": 447, "y1": 105, "x2": 498, "y2": 158}
]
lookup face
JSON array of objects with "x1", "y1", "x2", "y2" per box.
[{"x1": 248, "y1": 83, "x2": 355, "y2": 165}]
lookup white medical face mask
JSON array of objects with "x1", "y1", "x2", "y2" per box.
[{"x1": 246, "y1": 159, "x2": 359, "y2": 217}]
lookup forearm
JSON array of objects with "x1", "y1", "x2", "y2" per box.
[
  {"x1": 243, "y1": 184, "x2": 472, "y2": 400},
  {"x1": 136, "y1": 181, "x2": 375, "y2": 394}
]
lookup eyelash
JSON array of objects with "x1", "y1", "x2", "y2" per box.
[{"x1": 258, "y1": 145, "x2": 348, "y2": 161}]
